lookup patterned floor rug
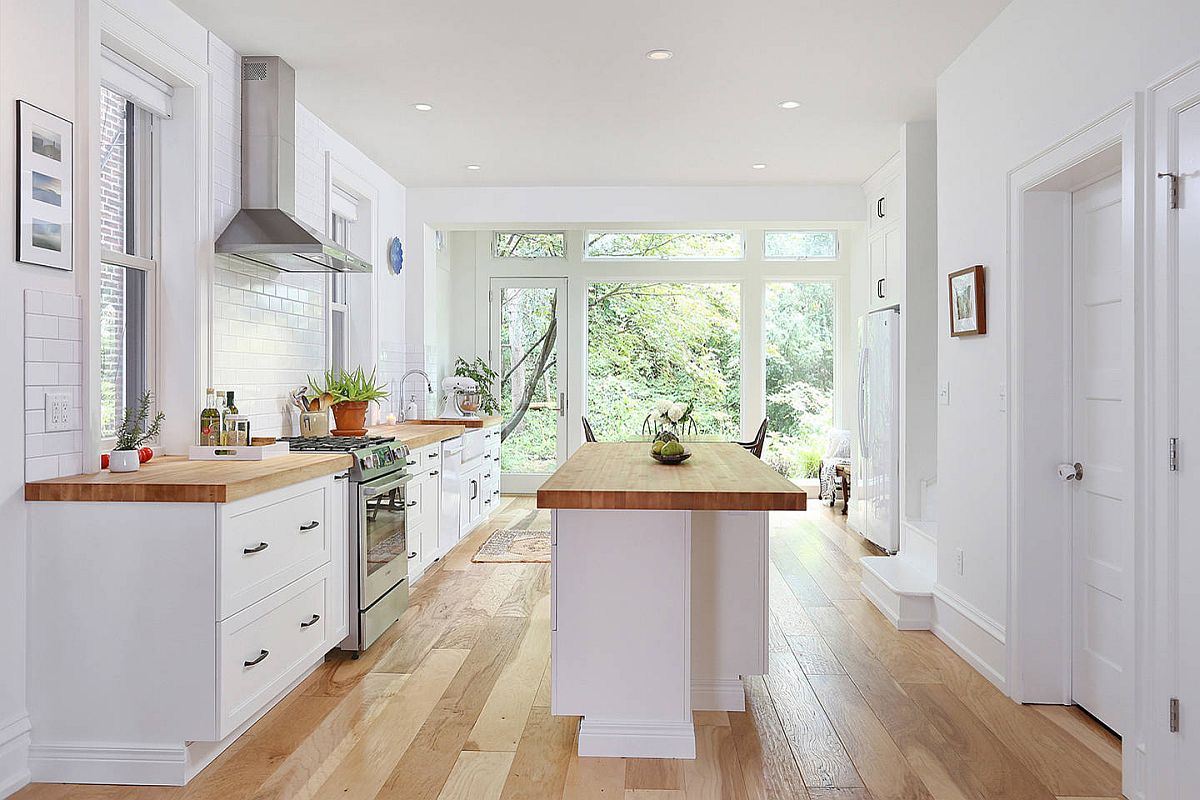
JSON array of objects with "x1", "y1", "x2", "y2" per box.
[{"x1": 472, "y1": 528, "x2": 552, "y2": 563}]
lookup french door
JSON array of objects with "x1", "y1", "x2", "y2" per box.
[{"x1": 489, "y1": 278, "x2": 568, "y2": 492}]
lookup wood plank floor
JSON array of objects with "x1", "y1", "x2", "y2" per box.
[{"x1": 16, "y1": 497, "x2": 1124, "y2": 800}]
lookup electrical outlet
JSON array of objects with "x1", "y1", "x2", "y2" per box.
[
  {"x1": 955, "y1": 548, "x2": 965, "y2": 576},
  {"x1": 45, "y1": 391, "x2": 71, "y2": 432},
  {"x1": 937, "y1": 381, "x2": 951, "y2": 406}
]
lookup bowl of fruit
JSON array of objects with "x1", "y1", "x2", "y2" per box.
[{"x1": 650, "y1": 432, "x2": 691, "y2": 465}]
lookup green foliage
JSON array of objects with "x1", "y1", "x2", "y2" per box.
[
  {"x1": 493, "y1": 232, "x2": 565, "y2": 259},
  {"x1": 454, "y1": 357, "x2": 500, "y2": 415},
  {"x1": 113, "y1": 389, "x2": 164, "y2": 451},
  {"x1": 584, "y1": 231, "x2": 742, "y2": 259},
  {"x1": 308, "y1": 367, "x2": 390, "y2": 404}
]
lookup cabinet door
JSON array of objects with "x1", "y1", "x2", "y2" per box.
[
  {"x1": 329, "y1": 473, "x2": 349, "y2": 641},
  {"x1": 883, "y1": 226, "x2": 904, "y2": 304},
  {"x1": 869, "y1": 234, "x2": 888, "y2": 308}
]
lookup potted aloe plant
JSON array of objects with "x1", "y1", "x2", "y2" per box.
[
  {"x1": 308, "y1": 367, "x2": 389, "y2": 436},
  {"x1": 109, "y1": 390, "x2": 165, "y2": 472}
]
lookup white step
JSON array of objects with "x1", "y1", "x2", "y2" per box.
[{"x1": 860, "y1": 554, "x2": 935, "y2": 631}]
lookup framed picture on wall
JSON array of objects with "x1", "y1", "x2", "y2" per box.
[
  {"x1": 16, "y1": 100, "x2": 73, "y2": 271},
  {"x1": 948, "y1": 264, "x2": 986, "y2": 336}
]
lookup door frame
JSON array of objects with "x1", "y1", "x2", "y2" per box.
[
  {"x1": 1147, "y1": 58, "x2": 1200, "y2": 800},
  {"x1": 1006, "y1": 101, "x2": 1146, "y2": 793},
  {"x1": 488, "y1": 276, "x2": 569, "y2": 494}
]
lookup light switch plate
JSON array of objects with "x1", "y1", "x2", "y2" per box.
[
  {"x1": 937, "y1": 381, "x2": 950, "y2": 406},
  {"x1": 45, "y1": 391, "x2": 71, "y2": 432}
]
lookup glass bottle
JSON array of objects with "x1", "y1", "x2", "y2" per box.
[
  {"x1": 215, "y1": 389, "x2": 227, "y2": 445},
  {"x1": 199, "y1": 388, "x2": 220, "y2": 446}
]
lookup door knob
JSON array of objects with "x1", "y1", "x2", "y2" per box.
[{"x1": 1058, "y1": 462, "x2": 1083, "y2": 481}]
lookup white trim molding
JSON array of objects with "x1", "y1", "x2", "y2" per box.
[
  {"x1": 576, "y1": 719, "x2": 697, "y2": 760},
  {"x1": 932, "y1": 583, "x2": 1007, "y2": 691},
  {"x1": 691, "y1": 678, "x2": 746, "y2": 712},
  {"x1": 0, "y1": 715, "x2": 31, "y2": 799}
]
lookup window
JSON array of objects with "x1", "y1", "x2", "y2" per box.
[
  {"x1": 763, "y1": 281, "x2": 836, "y2": 479},
  {"x1": 99, "y1": 84, "x2": 157, "y2": 439},
  {"x1": 584, "y1": 230, "x2": 744, "y2": 260},
  {"x1": 764, "y1": 230, "x2": 839, "y2": 260},
  {"x1": 493, "y1": 231, "x2": 565, "y2": 259},
  {"x1": 329, "y1": 206, "x2": 353, "y2": 373},
  {"x1": 587, "y1": 282, "x2": 741, "y2": 438}
]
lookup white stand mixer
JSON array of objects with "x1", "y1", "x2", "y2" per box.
[{"x1": 438, "y1": 376, "x2": 482, "y2": 418}]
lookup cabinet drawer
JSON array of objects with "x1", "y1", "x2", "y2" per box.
[
  {"x1": 422, "y1": 447, "x2": 442, "y2": 468},
  {"x1": 219, "y1": 486, "x2": 329, "y2": 619},
  {"x1": 408, "y1": 476, "x2": 438, "y2": 535},
  {"x1": 219, "y1": 567, "x2": 328, "y2": 736}
]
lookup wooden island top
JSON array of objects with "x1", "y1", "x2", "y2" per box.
[
  {"x1": 25, "y1": 453, "x2": 353, "y2": 504},
  {"x1": 402, "y1": 415, "x2": 502, "y2": 429},
  {"x1": 537, "y1": 442, "x2": 807, "y2": 511}
]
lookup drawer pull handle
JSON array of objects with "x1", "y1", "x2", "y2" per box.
[
  {"x1": 243, "y1": 542, "x2": 269, "y2": 554},
  {"x1": 429, "y1": 470, "x2": 439, "y2": 476},
  {"x1": 407, "y1": 500, "x2": 418, "y2": 508},
  {"x1": 244, "y1": 649, "x2": 269, "y2": 667},
  {"x1": 407, "y1": 459, "x2": 417, "y2": 466},
  {"x1": 408, "y1": 551, "x2": 417, "y2": 559},
  {"x1": 299, "y1": 520, "x2": 320, "y2": 531},
  {"x1": 300, "y1": 614, "x2": 321, "y2": 628}
]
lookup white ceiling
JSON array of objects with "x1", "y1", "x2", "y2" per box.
[{"x1": 174, "y1": 0, "x2": 1009, "y2": 188}]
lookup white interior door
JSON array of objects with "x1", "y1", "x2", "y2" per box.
[
  {"x1": 1069, "y1": 173, "x2": 1132, "y2": 735},
  {"x1": 490, "y1": 278, "x2": 568, "y2": 493}
]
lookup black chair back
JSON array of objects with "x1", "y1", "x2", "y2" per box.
[
  {"x1": 582, "y1": 417, "x2": 597, "y2": 443},
  {"x1": 736, "y1": 418, "x2": 769, "y2": 458}
]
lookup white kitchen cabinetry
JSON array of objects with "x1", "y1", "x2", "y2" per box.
[
  {"x1": 457, "y1": 427, "x2": 502, "y2": 537},
  {"x1": 405, "y1": 442, "x2": 443, "y2": 579},
  {"x1": 26, "y1": 474, "x2": 347, "y2": 786}
]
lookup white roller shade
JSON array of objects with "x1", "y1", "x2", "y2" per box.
[
  {"x1": 101, "y1": 47, "x2": 173, "y2": 118},
  {"x1": 330, "y1": 185, "x2": 360, "y2": 222}
]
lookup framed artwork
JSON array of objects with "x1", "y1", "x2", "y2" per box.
[
  {"x1": 16, "y1": 100, "x2": 73, "y2": 270},
  {"x1": 948, "y1": 264, "x2": 987, "y2": 337}
]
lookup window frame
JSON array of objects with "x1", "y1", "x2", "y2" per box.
[
  {"x1": 329, "y1": 209, "x2": 352, "y2": 373},
  {"x1": 492, "y1": 231, "x2": 567, "y2": 260},
  {"x1": 98, "y1": 91, "x2": 159, "y2": 446},
  {"x1": 582, "y1": 229, "x2": 746, "y2": 262},
  {"x1": 762, "y1": 229, "x2": 840, "y2": 261}
]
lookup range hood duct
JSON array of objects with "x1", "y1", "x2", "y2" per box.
[{"x1": 215, "y1": 56, "x2": 370, "y2": 273}]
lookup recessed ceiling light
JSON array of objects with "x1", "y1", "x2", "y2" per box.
[
  {"x1": 752, "y1": 163, "x2": 767, "y2": 170},
  {"x1": 777, "y1": 100, "x2": 801, "y2": 109},
  {"x1": 413, "y1": 103, "x2": 433, "y2": 112},
  {"x1": 645, "y1": 49, "x2": 674, "y2": 61},
  {"x1": 466, "y1": 164, "x2": 482, "y2": 171}
]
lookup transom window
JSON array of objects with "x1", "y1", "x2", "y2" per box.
[
  {"x1": 494, "y1": 231, "x2": 565, "y2": 259},
  {"x1": 584, "y1": 230, "x2": 744, "y2": 260},
  {"x1": 99, "y1": 84, "x2": 157, "y2": 439},
  {"x1": 763, "y1": 230, "x2": 839, "y2": 260}
]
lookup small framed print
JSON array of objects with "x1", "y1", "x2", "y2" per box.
[
  {"x1": 948, "y1": 264, "x2": 987, "y2": 337},
  {"x1": 17, "y1": 100, "x2": 73, "y2": 271}
]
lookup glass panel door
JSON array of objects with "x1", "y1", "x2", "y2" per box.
[{"x1": 490, "y1": 278, "x2": 568, "y2": 491}]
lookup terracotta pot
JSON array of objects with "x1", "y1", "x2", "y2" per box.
[{"x1": 331, "y1": 401, "x2": 369, "y2": 436}]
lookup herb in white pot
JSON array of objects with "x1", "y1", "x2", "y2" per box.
[{"x1": 110, "y1": 390, "x2": 164, "y2": 472}]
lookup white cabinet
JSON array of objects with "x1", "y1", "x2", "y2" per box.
[
  {"x1": 440, "y1": 437, "x2": 463, "y2": 552},
  {"x1": 27, "y1": 474, "x2": 347, "y2": 786},
  {"x1": 405, "y1": 442, "x2": 443, "y2": 578}
]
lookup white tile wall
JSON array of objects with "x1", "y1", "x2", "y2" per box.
[
  {"x1": 380, "y1": 343, "x2": 440, "y2": 419},
  {"x1": 209, "y1": 34, "x2": 328, "y2": 439},
  {"x1": 24, "y1": 290, "x2": 84, "y2": 481}
]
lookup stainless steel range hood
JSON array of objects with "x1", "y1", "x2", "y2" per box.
[{"x1": 216, "y1": 56, "x2": 370, "y2": 273}]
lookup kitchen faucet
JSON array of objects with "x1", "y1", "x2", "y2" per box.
[{"x1": 399, "y1": 369, "x2": 433, "y2": 420}]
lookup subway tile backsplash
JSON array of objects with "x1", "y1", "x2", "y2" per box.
[{"x1": 24, "y1": 289, "x2": 84, "y2": 481}]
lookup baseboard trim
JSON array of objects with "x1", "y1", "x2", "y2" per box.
[
  {"x1": 577, "y1": 719, "x2": 696, "y2": 759},
  {"x1": 931, "y1": 584, "x2": 1007, "y2": 691},
  {"x1": 691, "y1": 678, "x2": 745, "y2": 712},
  {"x1": 0, "y1": 715, "x2": 31, "y2": 799}
]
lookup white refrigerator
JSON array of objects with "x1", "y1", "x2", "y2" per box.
[{"x1": 853, "y1": 307, "x2": 900, "y2": 553}]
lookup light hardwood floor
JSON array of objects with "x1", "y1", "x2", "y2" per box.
[{"x1": 16, "y1": 497, "x2": 1123, "y2": 800}]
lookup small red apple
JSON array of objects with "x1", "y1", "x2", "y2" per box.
[
  {"x1": 101, "y1": 453, "x2": 109, "y2": 469},
  {"x1": 138, "y1": 447, "x2": 154, "y2": 463}
]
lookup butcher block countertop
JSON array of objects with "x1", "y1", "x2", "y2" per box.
[
  {"x1": 369, "y1": 422, "x2": 466, "y2": 448},
  {"x1": 403, "y1": 415, "x2": 502, "y2": 429},
  {"x1": 25, "y1": 453, "x2": 353, "y2": 504},
  {"x1": 537, "y1": 442, "x2": 807, "y2": 511}
]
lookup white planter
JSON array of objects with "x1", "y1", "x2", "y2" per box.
[{"x1": 109, "y1": 450, "x2": 140, "y2": 473}]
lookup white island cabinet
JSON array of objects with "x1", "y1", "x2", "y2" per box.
[
  {"x1": 24, "y1": 457, "x2": 350, "y2": 786},
  {"x1": 537, "y1": 442, "x2": 806, "y2": 759}
]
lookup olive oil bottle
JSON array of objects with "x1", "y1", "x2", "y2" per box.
[{"x1": 199, "y1": 388, "x2": 220, "y2": 446}]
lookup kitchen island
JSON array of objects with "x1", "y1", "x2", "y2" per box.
[{"x1": 537, "y1": 442, "x2": 806, "y2": 759}]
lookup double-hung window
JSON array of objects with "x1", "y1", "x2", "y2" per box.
[
  {"x1": 98, "y1": 50, "x2": 168, "y2": 439},
  {"x1": 329, "y1": 185, "x2": 357, "y2": 372}
]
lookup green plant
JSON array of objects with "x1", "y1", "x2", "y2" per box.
[
  {"x1": 307, "y1": 367, "x2": 390, "y2": 404},
  {"x1": 454, "y1": 357, "x2": 499, "y2": 415},
  {"x1": 113, "y1": 390, "x2": 165, "y2": 451}
]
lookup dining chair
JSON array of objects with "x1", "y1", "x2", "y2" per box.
[
  {"x1": 735, "y1": 418, "x2": 769, "y2": 458},
  {"x1": 582, "y1": 417, "x2": 597, "y2": 443}
]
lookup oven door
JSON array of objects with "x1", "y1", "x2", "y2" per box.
[{"x1": 358, "y1": 471, "x2": 412, "y2": 608}]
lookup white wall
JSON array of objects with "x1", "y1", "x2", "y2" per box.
[{"x1": 936, "y1": 0, "x2": 1200, "y2": 676}]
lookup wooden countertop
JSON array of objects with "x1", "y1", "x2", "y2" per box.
[
  {"x1": 536, "y1": 442, "x2": 807, "y2": 511},
  {"x1": 24, "y1": 453, "x2": 353, "y2": 504},
  {"x1": 368, "y1": 422, "x2": 466, "y2": 448},
  {"x1": 402, "y1": 415, "x2": 502, "y2": 429}
]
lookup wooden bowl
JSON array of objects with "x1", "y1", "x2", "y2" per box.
[{"x1": 651, "y1": 449, "x2": 692, "y2": 465}]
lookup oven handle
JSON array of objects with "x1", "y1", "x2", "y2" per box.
[{"x1": 361, "y1": 472, "x2": 413, "y2": 498}]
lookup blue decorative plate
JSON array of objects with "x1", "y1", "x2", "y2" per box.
[{"x1": 388, "y1": 236, "x2": 404, "y2": 274}]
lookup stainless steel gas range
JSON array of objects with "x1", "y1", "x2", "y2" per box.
[{"x1": 280, "y1": 435, "x2": 412, "y2": 653}]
